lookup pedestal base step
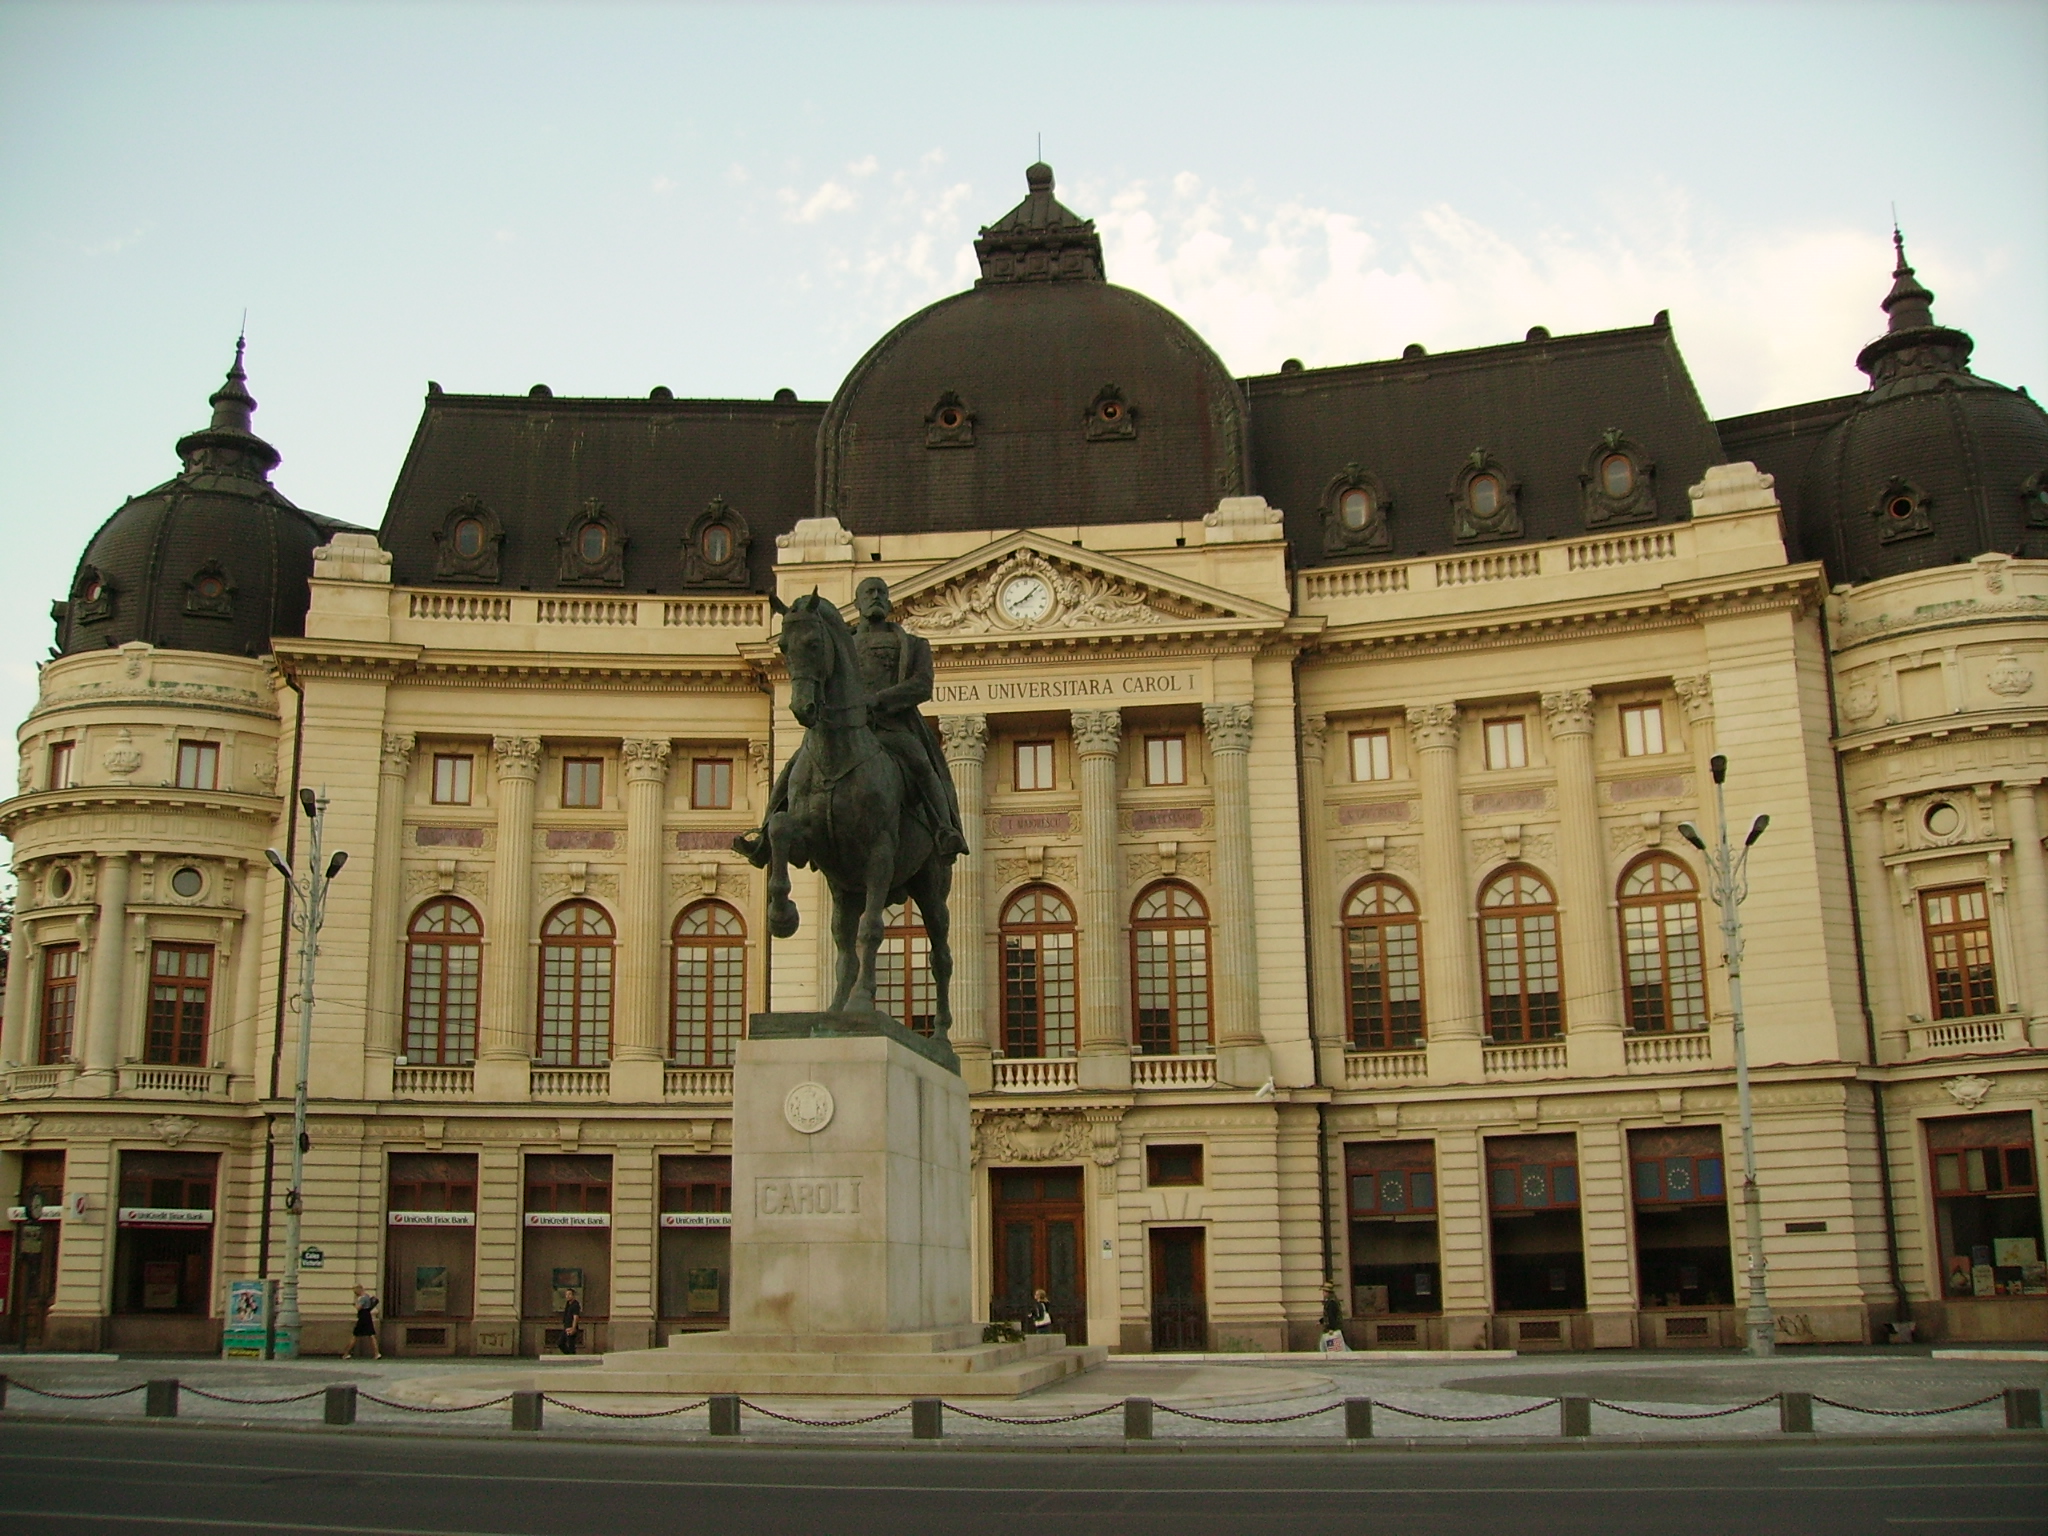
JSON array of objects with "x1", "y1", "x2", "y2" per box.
[{"x1": 585, "y1": 1328, "x2": 1106, "y2": 1397}]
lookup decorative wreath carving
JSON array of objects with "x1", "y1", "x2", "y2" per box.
[
  {"x1": 1579, "y1": 428, "x2": 1658, "y2": 528},
  {"x1": 1449, "y1": 448, "x2": 1522, "y2": 543},
  {"x1": 557, "y1": 498, "x2": 626, "y2": 586},
  {"x1": 183, "y1": 561, "x2": 235, "y2": 619},
  {"x1": 1084, "y1": 384, "x2": 1138, "y2": 442},
  {"x1": 1319, "y1": 463, "x2": 1393, "y2": 557},
  {"x1": 925, "y1": 391, "x2": 976, "y2": 449},
  {"x1": 681, "y1": 497, "x2": 751, "y2": 587},
  {"x1": 897, "y1": 550, "x2": 1215, "y2": 636},
  {"x1": 1870, "y1": 476, "x2": 1933, "y2": 544},
  {"x1": 433, "y1": 493, "x2": 506, "y2": 583}
]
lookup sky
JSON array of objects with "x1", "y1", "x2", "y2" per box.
[{"x1": 0, "y1": 0, "x2": 2043, "y2": 746}]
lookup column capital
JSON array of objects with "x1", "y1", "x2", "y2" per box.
[
  {"x1": 1201, "y1": 702, "x2": 1254, "y2": 753},
  {"x1": 1404, "y1": 703, "x2": 1460, "y2": 752},
  {"x1": 621, "y1": 738, "x2": 673, "y2": 783},
  {"x1": 1540, "y1": 688, "x2": 1595, "y2": 737},
  {"x1": 746, "y1": 739, "x2": 773, "y2": 780},
  {"x1": 492, "y1": 735, "x2": 542, "y2": 780},
  {"x1": 1299, "y1": 712, "x2": 1329, "y2": 760},
  {"x1": 380, "y1": 732, "x2": 416, "y2": 776},
  {"x1": 939, "y1": 713, "x2": 990, "y2": 764},
  {"x1": 1071, "y1": 708, "x2": 1122, "y2": 757},
  {"x1": 1673, "y1": 673, "x2": 1714, "y2": 724}
]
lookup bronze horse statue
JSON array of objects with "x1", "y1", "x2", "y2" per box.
[{"x1": 758, "y1": 592, "x2": 956, "y2": 1038}]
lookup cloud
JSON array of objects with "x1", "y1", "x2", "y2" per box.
[
  {"x1": 784, "y1": 178, "x2": 860, "y2": 224},
  {"x1": 650, "y1": 175, "x2": 677, "y2": 196},
  {"x1": 83, "y1": 225, "x2": 151, "y2": 258}
]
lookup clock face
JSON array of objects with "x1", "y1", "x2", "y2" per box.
[{"x1": 999, "y1": 574, "x2": 1053, "y2": 623}]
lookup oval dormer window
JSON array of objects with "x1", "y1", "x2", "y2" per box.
[
  {"x1": 936, "y1": 405, "x2": 964, "y2": 431},
  {"x1": 81, "y1": 577, "x2": 103, "y2": 603},
  {"x1": 453, "y1": 518, "x2": 485, "y2": 559},
  {"x1": 1600, "y1": 453, "x2": 1635, "y2": 498},
  {"x1": 702, "y1": 524, "x2": 732, "y2": 564},
  {"x1": 1888, "y1": 495, "x2": 1917, "y2": 522},
  {"x1": 194, "y1": 574, "x2": 225, "y2": 601},
  {"x1": 1339, "y1": 487, "x2": 1374, "y2": 531},
  {"x1": 1097, "y1": 398, "x2": 1124, "y2": 423},
  {"x1": 579, "y1": 523, "x2": 608, "y2": 562},
  {"x1": 1470, "y1": 474, "x2": 1502, "y2": 518}
]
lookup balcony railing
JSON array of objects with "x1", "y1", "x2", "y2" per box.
[
  {"x1": 1906, "y1": 1012, "x2": 2027, "y2": 1060},
  {"x1": 118, "y1": 1066, "x2": 229, "y2": 1099},
  {"x1": 1132, "y1": 1054, "x2": 1217, "y2": 1090},
  {"x1": 1623, "y1": 1031, "x2": 1714, "y2": 1071},
  {"x1": 393, "y1": 1065, "x2": 474, "y2": 1099},
  {"x1": 664, "y1": 1068, "x2": 734, "y2": 1101},
  {"x1": 531, "y1": 1067, "x2": 610, "y2": 1100},
  {"x1": 1344, "y1": 1050, "x2": 1428, "y2": 1085},
  {"x1": 1481, "y1": 1041, "x2": 1567, "y2": 1079},
  {"x1": 993, "y1": 1057, "x2": 1080, "y2": 1093},
  {"x1": 2, "y1": 1064, "x2": 73, "y2": 1097}
]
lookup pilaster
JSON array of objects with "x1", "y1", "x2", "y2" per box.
[
  {"x1": 477, "y1": 736, "x2": 538, "y2": 1102},
  {"x1": 1408, "y1": 705, "x2": 1481, "y2": 1082},
  {"x1": 613, "y1": 737, "x2": 673, "y2": 1103},
  {"x1": 364, "y1": 731, "x2": 413, "y2": 1097},
  {"x1": 1204, "y1": 702, "x2": 1269, "y2": 1087},
  {"x1": 1543, "y1": 689, "x2": 1623, "y2": 1075},
  {"x1": 2002, "y1": 779, "x2": 2048, "y2": 1039},
  {"x1": 78, "y1": 852, "x2": 130, "y2": 1096},
  {"x1": 939, "y1": 715, "x2": 993, "y2": 1092},
  {"x1": 1298, "y1": 713, "x2": 1347, "y2": 1083},
  {"x1": 1071, "y1": 708, "x2": 1130, "y2": 1091}
]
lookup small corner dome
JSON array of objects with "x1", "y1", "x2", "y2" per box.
[
  {"x1": 817, "y1": 163, "x2": 1249, "y2": 536},
  {"x1": 52, "y1": 342, "x2": 367, "y2": 659}
]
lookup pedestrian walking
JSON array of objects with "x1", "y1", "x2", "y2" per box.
[
  {"x1": 558, "y1": 1289, "x2": 584, "y2": 1355},
  {"x1": 1317, "y1": 1279, "x2": 1350, "y2": 1353},
  {"x1": 342, "y1": 1285, "x2": 382, "y2": 1361},
  {"x1": 1029, "y1": 1287, "x2": 1054, "y2": 1334}
]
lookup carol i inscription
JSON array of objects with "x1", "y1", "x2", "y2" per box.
[
  {"x1": 756, "y1": 1175, "x2": 864, "y2": 1217},
  {"x1": 932, "y1": 670, "x2": 1200, "y2": 705}
]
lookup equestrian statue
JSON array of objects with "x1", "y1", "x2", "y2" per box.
[{"x1": 734, "y1": 575, "x2": 967, "y2": 1039}]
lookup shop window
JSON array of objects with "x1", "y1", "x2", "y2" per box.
[
  {"x1": 1343, "y1": 878, "x2": 1424, "y2": 1051},
  {"x1": 1350, "y1": 729, "x2": 1392, "y2": 782},
  {"x1": 1486, "y1": 1133, "x2": 1585, "y2": 1312},
  {"x1": 1629, "y1": 1126, "x2": 1734, "y2": 1309},
  {"x1": 386, "y1": 1153, "x2": 478, "y2": 1322},
  {"x1": 537, "y1": 902, "x2": 613, "y2": 1066},
  {"x1": 1001, "y1": 886, "x2": 1077, "y2": 1059},
  {"x1": 1144, "y1": 735, "x2": 1186, "y2": 787},
  {"x1": 114, "y1": 1151, "x2": 218, "y2": 1317},
  {"x1": 1015, "y1": 740, "x2": 1055, "y2": 791},
  {"x1": 1620, "y1": 855, "x2": 1707, "y2": 1033},
  {"x1": 37, "y1": 945, "x2": 79, "y2": 1064},
  {"x1": 1147, "y1": 1145, "x2": 1204, "y2": 1187},
  {"x1": 1483, "y1": 718, "x2": 1527, "y2": 770},
  {"x1": 1131, "y1": 882, "x2": 1211, "y2": 1056},
  {"x1": 1480, "y1": 868, "x2": 1563, "y2": 1042},
  {"x1": 876, "y1": 901, "x2": 938, "y2": 1037},
  {"x1": 561, "y1": 757, "x2": 604, "y2": 808},
  {"x1": 659, "y1": 1156, "x2": 734, "y2": 1322},
  {"x1": 691, "y1": 758, "x2": 733, "y2": 809},
  {"x1": 1927, "y1": 1113, "x2": 2045, "y2": 1299},
  {"x1": 1346, "y1": 1140, "x2": 1442, "y2": 1316},
  {"x1": 404, "y1": 900, "x2": 482, "y2": 1065},
  {"x1": 431, "y1": 754, "x2": 473, "y2": 805},
  {"x1": 671, "y1": 901, "x2": 745, "y2": 1067},
  {"x1": 46, "y1": 740, "x2": 73, "y2": 791},
  {"x1": 1620, "y1": 702, "x2": 1666, "y2": 757},
  {"x1": 175, "y1": 740, "x2": 218, "y2": 791},
  {"x1": 146, "y1": 944, "x2": 213, "y2": 1065},
  {"x1": 1920, "y1": 884, "x2": 1998, "y2": 1018},
  {"x1": 522, "y1": 1154, "x2": 612, "y2": 1334}
]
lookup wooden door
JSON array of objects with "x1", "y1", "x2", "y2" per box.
[
  {"x1": 1149, "y1": 1226, "x2": 1208, "y2": 1352},
  {"x1": 989, "y1": 1167, "x2": 1086, "y2": 1343}
]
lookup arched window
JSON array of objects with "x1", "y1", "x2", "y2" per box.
[
  {"x1": 405, "y1": 900, "x2": 482, "y2": 1065},
  {"x1": 1479, "y1": 868, "x2": 1563, "y2": 1042},
  {"x1": 1001, "y1": 887, "x2": 1077, "y2": 1059},
  {"x1": 538, "y1": 901, "x2": 614, "y2": 1066},
  {"x1": 1619, "y1": 856, "x2": 1706, "y2": 1033},
  {"x1": 1343, "y1": 879, "x2": 1424, "y2": 1051},
  {"x1": 672, "y1": 901, "x2": 745, "y2": 1066},
  {"x1": 877, "y1": 902, "x2": 937, "y2": 1036},
  {"x1": 1131, "y1": 882, "x2": 1211, "y2": 1056}
]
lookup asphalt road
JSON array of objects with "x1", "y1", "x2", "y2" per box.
[{"x1": 0, "y1": 1421, "x2": 2042, "y2": 1535}]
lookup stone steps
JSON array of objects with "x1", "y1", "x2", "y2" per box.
[{"x1": 581, "y1": 1330, "x2": 1107, "y2": 1397}]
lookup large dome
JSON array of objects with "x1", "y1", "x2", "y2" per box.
[
  {"x1": 817, "y1": 164, "x2": 1247, "y2": 536},
  {"x1": 1798, "y1": 238, "x2": 2048, "y2": 582},
  {"x1": 52, "y1": 344, "x2": 360, "y2": 659}
]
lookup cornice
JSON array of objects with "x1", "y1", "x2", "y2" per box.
[
  {"x1": 0, "y1": 787, "x2": 283, "y2": 837},
  {"x1": 1835, "y1": 714, "x2": 2048, "y2": 756}
]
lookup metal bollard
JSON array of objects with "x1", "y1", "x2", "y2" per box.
[
  {"x1": 2005, "y1": 1387, "x2": 2043, "y2": 1431},
  {"x1": 912, "y1": 1397, "x2": 944, "y2": 1440},
  {"x1": 1559, "y1": 1396, "x2": 1591, "y2": 1438},
  {"x1": 1344, "y1": 1397, "x2": 1373, "y2": 1440},
  {"x1": 510, "y1": 1391, "x2": 544, "y2": 1432},
  {"x1": 145, "y1": 1379, "x2": 180, "y2": 1419},
  {"x1": 1779, "y1": 1391, "x2": 1813, "y2": 1434},
  {"x1": 0, "y1": 1373, "x2": 9, "y2": 1410},
  {"x1": 1124, "y1": 1397, "x2": 1153, "y2": 1441},
  {"x1": 324, "y1": 1385, "x2": 358, "y2": 1426},
  {"x1": 709, "y1": 1394, "x2": 741, "y2": 1436}
]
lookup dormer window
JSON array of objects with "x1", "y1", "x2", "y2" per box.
[
  {"x1": 1084, "y1": 385, "x2": 1137, "y2": 441},
  {"x1": 1870, "y1": 476, "x2": 1933, "y2": 543},
  {"x1": 2022, "y1": 470, "x2": 2048, "y2": 529},
  {"x1": 1579, "y1": 430, "x2": 1656, "y2": 527},
  {"x1": 1319, "y1": 463, "x2": 1392, "y2": 557},
  {"x1": 432, "y1": 494, "x2": 505, "y2": 582},
  {"x1": 452, "y1": 517, "x2": 486, "y2": 559},
  {"x1": 924, "y1": 392, "x2": 975, "y2": 449},
  {"x1": 1470, "y1": 475, "x2": 1503, "y2": 517},
  {"x1": 1451, "y1": 450, "x2": 1522, "y2": 543},
  {"x1": 578, "y1": 523, "x2": 608, "y2": 562},
  {"x1": 557, "y1": 498, "x2": 626, "y2": 586},
  {"x1": 1600, "y1": 454, "x2": 1634, "y2": 498},
  {"x1": 183, "y1": 563, "x2": 234, "y2": 619},
  {"x1": 69, "y1": 565, "x2": 116, "y2": 625},
  {"x1": 702, "y1": 525, "x2": 731, "y2": 564},
  {"x1": 681, "y1": 496, "x2": 751, "y2": 587},
  {"x1": 1339, "y1": 487, "x2": 1374, "y2": 529}
]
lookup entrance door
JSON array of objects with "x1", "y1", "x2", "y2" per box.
[
  {"x1": 1149, "y1": 1227, "x2": 1207, "y2": 1352},
  {"x1": 989, "y1": 1167, "x2": 1085, "y2": 1343},
  {"x1": 8, "y1": 1151, "x2": 64, "y2": 1347}
]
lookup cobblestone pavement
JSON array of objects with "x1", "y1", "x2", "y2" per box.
[{"x1": 1, "y1": 1348, "x2": 2041, "y2": 1445}]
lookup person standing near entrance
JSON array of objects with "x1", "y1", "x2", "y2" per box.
[
  {"x1": 342, "y1": 1285, "x2": 381, "y2": 1361},
  {"x1": 558, "y1": 1289, "x2": 584, "y2": 1355},
  {"x1": 1029, "y1": 1288, "x2": 1054, "y2": 1334}
]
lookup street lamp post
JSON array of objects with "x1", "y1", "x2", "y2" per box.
[
  {"x1": 266, "y1": 788, "x2": 347, "y2": 1361},
  {"x1": 1678, "y1": 754, "x2": 1774, "y2": 1357}
]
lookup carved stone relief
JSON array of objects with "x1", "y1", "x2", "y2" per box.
[
  {"x1": 1986, "y1": 648, "x2": 2035, "y2": 698},
  {"x1": 973, "y1": 1109, "x2": 1092, "y2": 1164},
  {"x1": 151, "y1": 1115, "x2": 197, "y2": 1147},
  {"x1": 899, "y1": 549, "x2": 1219, "y2": 637}
]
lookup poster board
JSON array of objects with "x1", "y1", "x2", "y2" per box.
[{"x1": 222, "y1": 1278, "x2": 274, "y2": 1359}]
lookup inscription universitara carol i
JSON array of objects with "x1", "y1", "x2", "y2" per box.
[
  {"x1": 783, "y1": 1081, "x2": 835, "y2": 1134},
  {"x1": 931, "y1": 669, "x2": 1201, "y2": 706}
]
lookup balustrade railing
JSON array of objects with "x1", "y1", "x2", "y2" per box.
[
  {"x1": 1132, "y1": 1054, "x2": 1218, "y2": 1090},
  {"x1": 118, "y1": 1066, "x2": 228, "y2": 1098},
  {"x1": 1344, "y1": 1050, "x2": 1428, "y2": 1084},
  {"x1": 1481, "y1": 1041, "x2": 1567, "y2": 1078},
  {"x1": 392, "y1": 1065, "x2": 474, "y2": 1099},
  {"x1": 663, "y1": 1068, "x2": 734, "y2": 1101},
  {"x1": 530, "y1": 1067, "x2": 610, "y2": 1100},
  {"x1": 1909, "y1": 1013, "x2": 2023, "y2": 1057},
  {"x1": 1623, "y1": 1031, "x2": 1714, "y2": 1070},
  {"x1": 992, "y1": 1057, "x2": 1080, "y2": 1092}
]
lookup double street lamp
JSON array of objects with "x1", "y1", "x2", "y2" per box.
[
  {"x1": 266, "y1": 788, "x2": 347, "y2": 1361},
  {"x1": 1678, "y1": 754, "x2": 1775, "y2": 1358}
]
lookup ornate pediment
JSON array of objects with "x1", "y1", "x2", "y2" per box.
[{"x1": 895, "y1": 544, "x2": 1238, "y2": 639}]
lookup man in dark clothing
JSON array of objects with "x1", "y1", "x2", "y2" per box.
[{"x1": 559, "y1": 1290, "x2": 583, "y2": 1355}]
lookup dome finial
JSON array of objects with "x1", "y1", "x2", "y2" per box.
[
  {"x1": 1881, "y1": 224, "x2": 1936, "y2": 334},
  {"x1": 1026, "y1": 160, "x2": 1053, "y2": 194},
  {"x1": 207, "y1": 331, "x2": 258, "y2": 436},
  {"x1": 175, "y1": 333, "x2": 280, "y2": 478}
]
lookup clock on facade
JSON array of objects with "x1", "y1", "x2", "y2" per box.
[{"x1": 998, "y1": 573, "x2": 1054, "y2": 623}]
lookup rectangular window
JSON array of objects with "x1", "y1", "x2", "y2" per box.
[
  {"x1": 1345, "y1": 1141, "x2": 1443, "y2": 1316},
  {"x1": 175, "y1": 741, "x2": 218, "y2": 791},
  {"x1": 38, "y1": 945, "x2": 79, "y2": 1064},
  {"x1": 1485, "y1": 1132, "x2": 1586, "y2": 1312},
  {"x1": 1620, "y1": 703, "x2": 1666, "y2": 757},
  {"x1": 1015, "y1": 740, "x2": 1054, "y2": 792},
  {"x1": 692, "y1": 758, "x2": 733, "y2": 809},
  {"x1": 1483, "y1": 718, "x2": 1527, "y2": 770},
  {"x1": 562, "y1": 757, "x2": 603, "y2": 808},
  {"x1": 431, "y1": 754, "x2": 473, "y2": 805},
  {"x1": 659, "y1": 1155, "x2": 734, "y2": 1320},
  {"x1": 1144, "y1": 735, "x2": 1186, "y2": 787},
  {"x1": 146, "y1": 944, "x2": 213, "y2": 1066},
  {"x1": 1350, "y1": 730, "x2": 1392, "y2": 782},
  {"x1": 1921, "y1": 884, "x2": 1998, "y2": 1018},
  {"x1": 1628, "y1": 1126, "x2": 1734, "y2": 1308},
  {"x1": 1146, "y1": 1145, "x2": 1204, "y2": 1186},
  {"x1": 1927, "y1": 1112, "x2": 2045, "y2": 1300},
  {"x1": 47, "y1": 740, "x2": 74, "y2": 791}
]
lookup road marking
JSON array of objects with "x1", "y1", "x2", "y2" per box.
[
  {"x1": 0, "y1": 1515, "x2": 530, "y2": 1536},
  {"x1": 1886, "y1": 1520, "x2": 2048, "y2": 1526}
]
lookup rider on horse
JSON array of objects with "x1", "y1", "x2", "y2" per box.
[{"x1": 736, "y1": 575, "x2": 968, "y2": 867}]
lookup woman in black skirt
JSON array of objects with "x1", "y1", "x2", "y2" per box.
[{"x1": 343, "y1": 1284, "x2": 382, "y2": 1361}]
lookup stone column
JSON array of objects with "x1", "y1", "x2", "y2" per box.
[
  {"x1": 1408, "y1": 706, "x2": 1480, "y2": 1081},
  {"x1": 476, "y1": 735, "x2": 539, "y2": 1101},
  {"x1": 78, "y1": 853, "x2": 130, "y2": 1096},
  {"x1": 231, "y1": 863, "x2": 266, "y2": 1090},
  {"x1": 364, "y1": 732, "x2": 414, "y2": 1095},
  {"x1": 1071, "y1": 708, "x2": 1130, "y2": 1091},
  {"x1": 1297, "y1": 714, "x2": 1348, "y2": 1081},
  {"x1": 939, "y1": 715, "x2": 993, "y2": 1093},
  {"x1": 2003, "y1": 779, "x2": 2048, "y2": 1041},
  {"x1": 613, "y1": 738, "x2": 673, "y2": 1103},
  {"x1": 1543, "y1": 689, "x2": 1624, "y2": 1074},
  {"x1": 1204, "y1": 702, "x2": 1269, "y2": 1087}
]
